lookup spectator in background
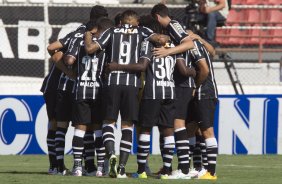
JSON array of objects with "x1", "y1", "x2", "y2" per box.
[{"x1": 199, "y1": 0, "x2": 229, "y2": 47}]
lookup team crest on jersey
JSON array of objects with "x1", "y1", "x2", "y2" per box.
[
  {"x1": 192, "y1": 48, "x2": 199, "y2": 56},
  {"x1": 74, "y1": 33, "x2": 84, "y2": 38},
  {"x1": 172, "y1": 22, "x2": 185, "y2": 34},
  {"x1": 141, "y1": 41, "x2": 148, "y2": 52}
]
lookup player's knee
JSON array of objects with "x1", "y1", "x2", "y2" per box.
[
  {"x1": 174, "y1": 119, "x2": 185, "y2": 129},
  {"x1": 121, "y1": 121, "x2": 133, "y2": 128},
  {"x1": 201, "y1": 127, "x2": 215, "y2": 139}
]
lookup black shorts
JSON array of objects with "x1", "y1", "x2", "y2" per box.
[
  {"x1": 55, "y1": 90, "x2": 73, "y2": 122},
  {"x1": 72, "y1": 99, "x2": 102, "y2": 125},
  {"x1": 139, "y1": 99, "x2": 175, "y2": 128},
  {"x1": 186, "y1": 97, "x2": 196, "y2": 123},
  {"x1": 193, "y1": 98, "x2": 218, "y2": 129},
  {"x1": 103, "y1": 85, "x2": 139, "y2": 122},
  {"x1": 43, "y1": 92, "x2": 57, "y2": 120},
  {"x1": 174, "y1": 87, "x2": 194, "y2": 120}
]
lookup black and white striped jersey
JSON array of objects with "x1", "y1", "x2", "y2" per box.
[
  {"x1": 66, "y1": 35, "x2": 105, "y2": 100},
  {"x1": 140, "y1": 41, "x2": 182, "y2": 100},
  {"x1": 192, "y1": 40, "x2": 218, "y2": 100},
  {"x1": 40, "y1": 63, "x2": 61, "y2": 94},
  {"x1": 95, "y1": 24, "x2": 154, "y2": 87},
  {"x1": 174, "y1": 39, "x2": 206, "y2": 88},
  {"x1": 57, "y1": 29, "x2": 86, "y2": 93},
  {"x1": 167, "y1": 20, "x2": 189, "y2": 45}
]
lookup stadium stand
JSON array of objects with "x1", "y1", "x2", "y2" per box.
[{"x1": 215, "y1": 0, "x2": 282, "y2": 63}]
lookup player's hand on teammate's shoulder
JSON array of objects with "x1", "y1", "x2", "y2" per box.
[{"x1": 153, "y1": 46, "x2": 170, "y2": 58}]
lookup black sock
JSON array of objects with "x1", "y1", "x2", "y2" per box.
[
  {"x1": 102, "y1": 124, "x2": 115, "y2": 156},
  {"x1": 47, "y1": 130, "x2": 57, "y2": 169},
  {"x1": 84, "y1": 131, "x2": 95, "y2": 172},
  {"x1": 94, "y1": 130, "x2": 105, "y2": 168},
  {"x1": 137, "y1": 134, "x2": 150, "y2": 174},
  {"x1": 162, "y1": 136, "x2": 175, "y2": 175},
  {"x1": 72, "y1": 129, "x2": 85, "y2": 168},
  {"x1": 159, "y1": 133, "x2": 164, "y2": 157},
  {"x1": 55, "y1": 127, "x2": 67, "y2": 172},
  {"x1": 205, "y1": 138, "x2": 218, "y2": 176},
  {"x1": 194, "y1": 135, "x2": 202, "y2": 170},
  {"x1": 188, "y1": 137, "x2": 196, "y2": 169},
  {"x1": 200, "y1": 136, "x2": 208, "y2": 170},
  {"x1": 119, "y1": 128, "x2": 133, "y2": 167},
  {"x1": 175, "y1": 128, "x2": 190, "y2": 174}
]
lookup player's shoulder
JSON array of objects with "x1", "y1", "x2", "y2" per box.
[
  {"x1": 141, "y1": 40, "x2": 153, "y2": 51},
  {"x1": 169, "y1": 19, "x2": 184, "y2": 27}
]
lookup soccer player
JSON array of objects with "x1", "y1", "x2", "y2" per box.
[
  {"x1": 40, "y1": 52, "x2": 64, "y2": 175},
  {"x1": 106, "y1": 16, "x2": 196, "y2": 179},
  {"x1": 151, "y1": 2, "x2": 216, "y2": 178},
  {"x1": 64, "y1": 18, "x2": 114, "y2": 177},
  {"x1": 84, "y1": 10, "x2": 168, "y2": 178},
  {"x1": 45, "y1": 5, "x2": 109, "y2": 176}
]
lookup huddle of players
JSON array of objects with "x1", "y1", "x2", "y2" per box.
[{"x1": 41, "y1": 3, "x2": 218, "y2": 180}]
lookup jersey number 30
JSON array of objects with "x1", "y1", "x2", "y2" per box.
[{"x1": 155, "y1": 57, "x2": 175, "y2": 80}]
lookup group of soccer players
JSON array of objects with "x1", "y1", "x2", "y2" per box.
[{"x1": 41, "y1": 3, "x2": 218, "y2": 180}]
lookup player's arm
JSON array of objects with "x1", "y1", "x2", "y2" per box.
[
  {"x1": 153, "y1": 38, "x2": 195, "y2": 58},
  {"x1": 189, "y1": 33, "x2": 216, "y2": 57},
  {"x1": 195, "y1": 59, "x2": 209, "y2": 88},
  {"x1": 153, "y1": 20, "x2": 195, "y2": 57},
  {"x1": 47, "y1": 41, "x2": 63, "y2": 56},
  {"x1": 85, "y1": 28, "x2": 111, "y2": 54},
  {"x1": 106, "y1": 59, "x2": 149, "y2": 73},
  {"x1": 47, "y1": 32, "x2": 73, "y2": 56},
  {"x1": 51, "y1": 51, "x2": 74, "y2": 79},
  {"x1": 176, "y1": 58, "x2": 196, "y2": 78},
  {"x1": 84, "y1": 31, "x2": 100, "y2": 54}
]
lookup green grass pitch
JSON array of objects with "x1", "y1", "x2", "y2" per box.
[{"x1": 0, "y1": 155, "x2": 282, "y2": 184}]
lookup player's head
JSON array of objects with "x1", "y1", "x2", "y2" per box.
[
  {"x1": 114, "y1": 13, "x2": 122, "y2": 27},
  {"x1": 86, "y1": 19, "x2": 98, "y2": 33},
  {"x1": 121, "y1": 10, "x2": 140, "y2": 26},
  {"x1": 90, "y1": 5, "x2": 108, "y2": 21},
  {"x1": 139, "y1": 15, "x2": 167, "y2": 47},
  {"x1": 97, "y1": 17, "x2": 114, "y2": 35},
  {"x1": 139, "y1": 15, "x2": 163, "y2": 34},
  {"x1": 151, "y1": 3, "x2": 171, "y2": 27}
]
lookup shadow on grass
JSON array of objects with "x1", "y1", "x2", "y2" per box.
[{"x1": 0, "y1": 171, "x2": 47, "y2": 175}]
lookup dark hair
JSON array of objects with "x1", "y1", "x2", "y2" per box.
[
  {"x1": 114, "y1": 13, "x2": 122, "y2": 26},
  {"x1": 139, "y1": 15, "x2": 163, "y2": 34},
  {"x1": 151, "y1": 3, "x2": 169, "y2": 18},
  {"x1": 86, "y1": 19, "x2": 98, "y2": 31},
  {"x1": 90, "y1": 5, "x2": 108, "y2": 21},
  {"x1": 97, "y1": 17, "x2": 114, "y2": 32},
  {"x1": 121, "y1": 10, "x2": 139, "y2": 23}
]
